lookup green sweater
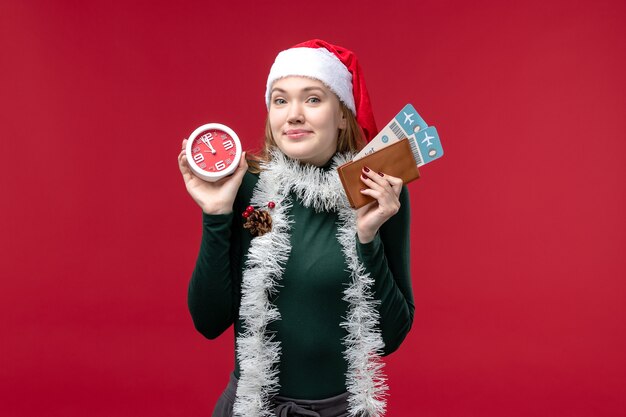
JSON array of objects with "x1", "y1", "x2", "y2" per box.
[{"x1": 188, "y1": 167, "x2": 414, "y2": 399}]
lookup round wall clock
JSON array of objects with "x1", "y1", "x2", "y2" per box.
[{"x1": 185, "y1": 123, "x2": 242, "y2": 182}]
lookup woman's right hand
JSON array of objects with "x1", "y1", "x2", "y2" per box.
[{"x1": 178, "y1": 139, "x2": 248, "y2": 214}]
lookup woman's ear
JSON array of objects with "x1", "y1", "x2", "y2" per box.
[{"x1": 338, "y1": 111, "x2": 347, "y2": 130}]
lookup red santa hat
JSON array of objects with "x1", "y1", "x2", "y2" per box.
[{"x1": 265, "y1": 39, "x2": 378, "y2": 142}]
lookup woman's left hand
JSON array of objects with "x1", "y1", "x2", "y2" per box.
[{"x1": 356, "y1": 167, "x2": 403, "y2": 243}]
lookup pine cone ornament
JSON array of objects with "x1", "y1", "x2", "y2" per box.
[{"x1": 243, "y1": 209, "x2": 273, "y2": 237}]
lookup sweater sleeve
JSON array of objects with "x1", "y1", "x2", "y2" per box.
[
  {"x1": 187, "y1": 212, "x2": 240, "y2": 339},
  {"x1": 356, "y1": 186, "x2": 414, "y2": 355},
  {"x1": 186, "y1": 171, "x2": 256, "y2": 340}
]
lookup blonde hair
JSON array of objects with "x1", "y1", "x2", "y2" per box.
[{"x1": 247, "y1": 102, "x2": 366, "y2": 173}]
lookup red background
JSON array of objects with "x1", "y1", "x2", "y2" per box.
[{"x1": 1, "y1": 0, "x2": 625, "y2": 416}]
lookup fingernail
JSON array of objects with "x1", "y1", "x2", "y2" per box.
[
  {"x1": 361, "y1": 174, "x2": 368, "y2": 180},
  {"x1": 363, "y1": 166, "x2": 370, "y2": 173},
  {"x1": 378, "y1": 172, "x2": 384, "y2": 177}
]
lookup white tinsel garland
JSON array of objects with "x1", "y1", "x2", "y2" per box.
[{"x1": 233, "y1": 151, "x2": 387, "y2": 417}]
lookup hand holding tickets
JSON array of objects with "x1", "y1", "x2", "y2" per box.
[{"x1": 337, "y1": 103, "x2": 443, "y2": 208}]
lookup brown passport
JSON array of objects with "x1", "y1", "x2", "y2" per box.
[{"x1": 337, "y1": 138, "x2": 420, "y2": 209}]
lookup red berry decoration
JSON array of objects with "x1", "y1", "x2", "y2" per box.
[
  {"x1": 246, "y1": 205, "x2": 254, "y2": 213},
  {"x1": 242, "y1": 211, "x2": 250, "y2": 218},
  {"x1": 268, "y1": 201, "x2": 276, "y2": 209}
]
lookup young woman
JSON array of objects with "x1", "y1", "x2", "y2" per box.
[{"x1": 178, "y1": 39, "x2": 415, "y2": 417}]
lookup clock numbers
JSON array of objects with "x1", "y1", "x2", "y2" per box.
[
  {"x1": 192, "y1": 132, "x2": 237, "y2": 172},
  {"x1": 186, "y1": 123, "x2": 241, "y2": 181}
]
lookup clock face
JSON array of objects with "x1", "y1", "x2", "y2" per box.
[{"x1": 186, "y1": 123, "x2": 241, "y2": 182}]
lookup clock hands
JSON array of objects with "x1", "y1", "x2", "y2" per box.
[{"x1": 200, "y1": 133, "x2": 217, "y2": 154}]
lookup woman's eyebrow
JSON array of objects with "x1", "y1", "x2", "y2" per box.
[
  {"x1": 301, "y1": 86, "x2": 325, "y2": 92},
  {"x1": 271, "y1": 86, "x2": 327, "y2": 95}
]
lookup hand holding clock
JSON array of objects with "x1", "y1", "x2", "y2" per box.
[{"x1": 178, "y1": 138, "x2": 248, "y2": 215}]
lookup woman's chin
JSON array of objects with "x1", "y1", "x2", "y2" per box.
[
  {"x1": 277, "y1": 144, "x2": 313, "y2": 162},
  {"x1": 275, "y1": 142, "x2": 335, "y2": 166}
]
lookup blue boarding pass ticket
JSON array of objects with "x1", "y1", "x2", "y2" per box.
[{"x1": 353, "y1": 103, "x2": 443, "y2": 167}]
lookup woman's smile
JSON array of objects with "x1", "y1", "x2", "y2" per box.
[{"x1": 284, "y1": 129, "x2": 313, "y2": 140}]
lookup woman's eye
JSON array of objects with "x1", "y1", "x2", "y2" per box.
[
  {"x1": 273, "y1": 98, "x2": 286, "y2": 105},
  {"x1": 307, "y1": 97, "x2": 321, "y2": 103}
]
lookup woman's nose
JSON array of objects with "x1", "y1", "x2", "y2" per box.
[{"x1": 287, "y1": 102, "x2": 304, "y2": 124}]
